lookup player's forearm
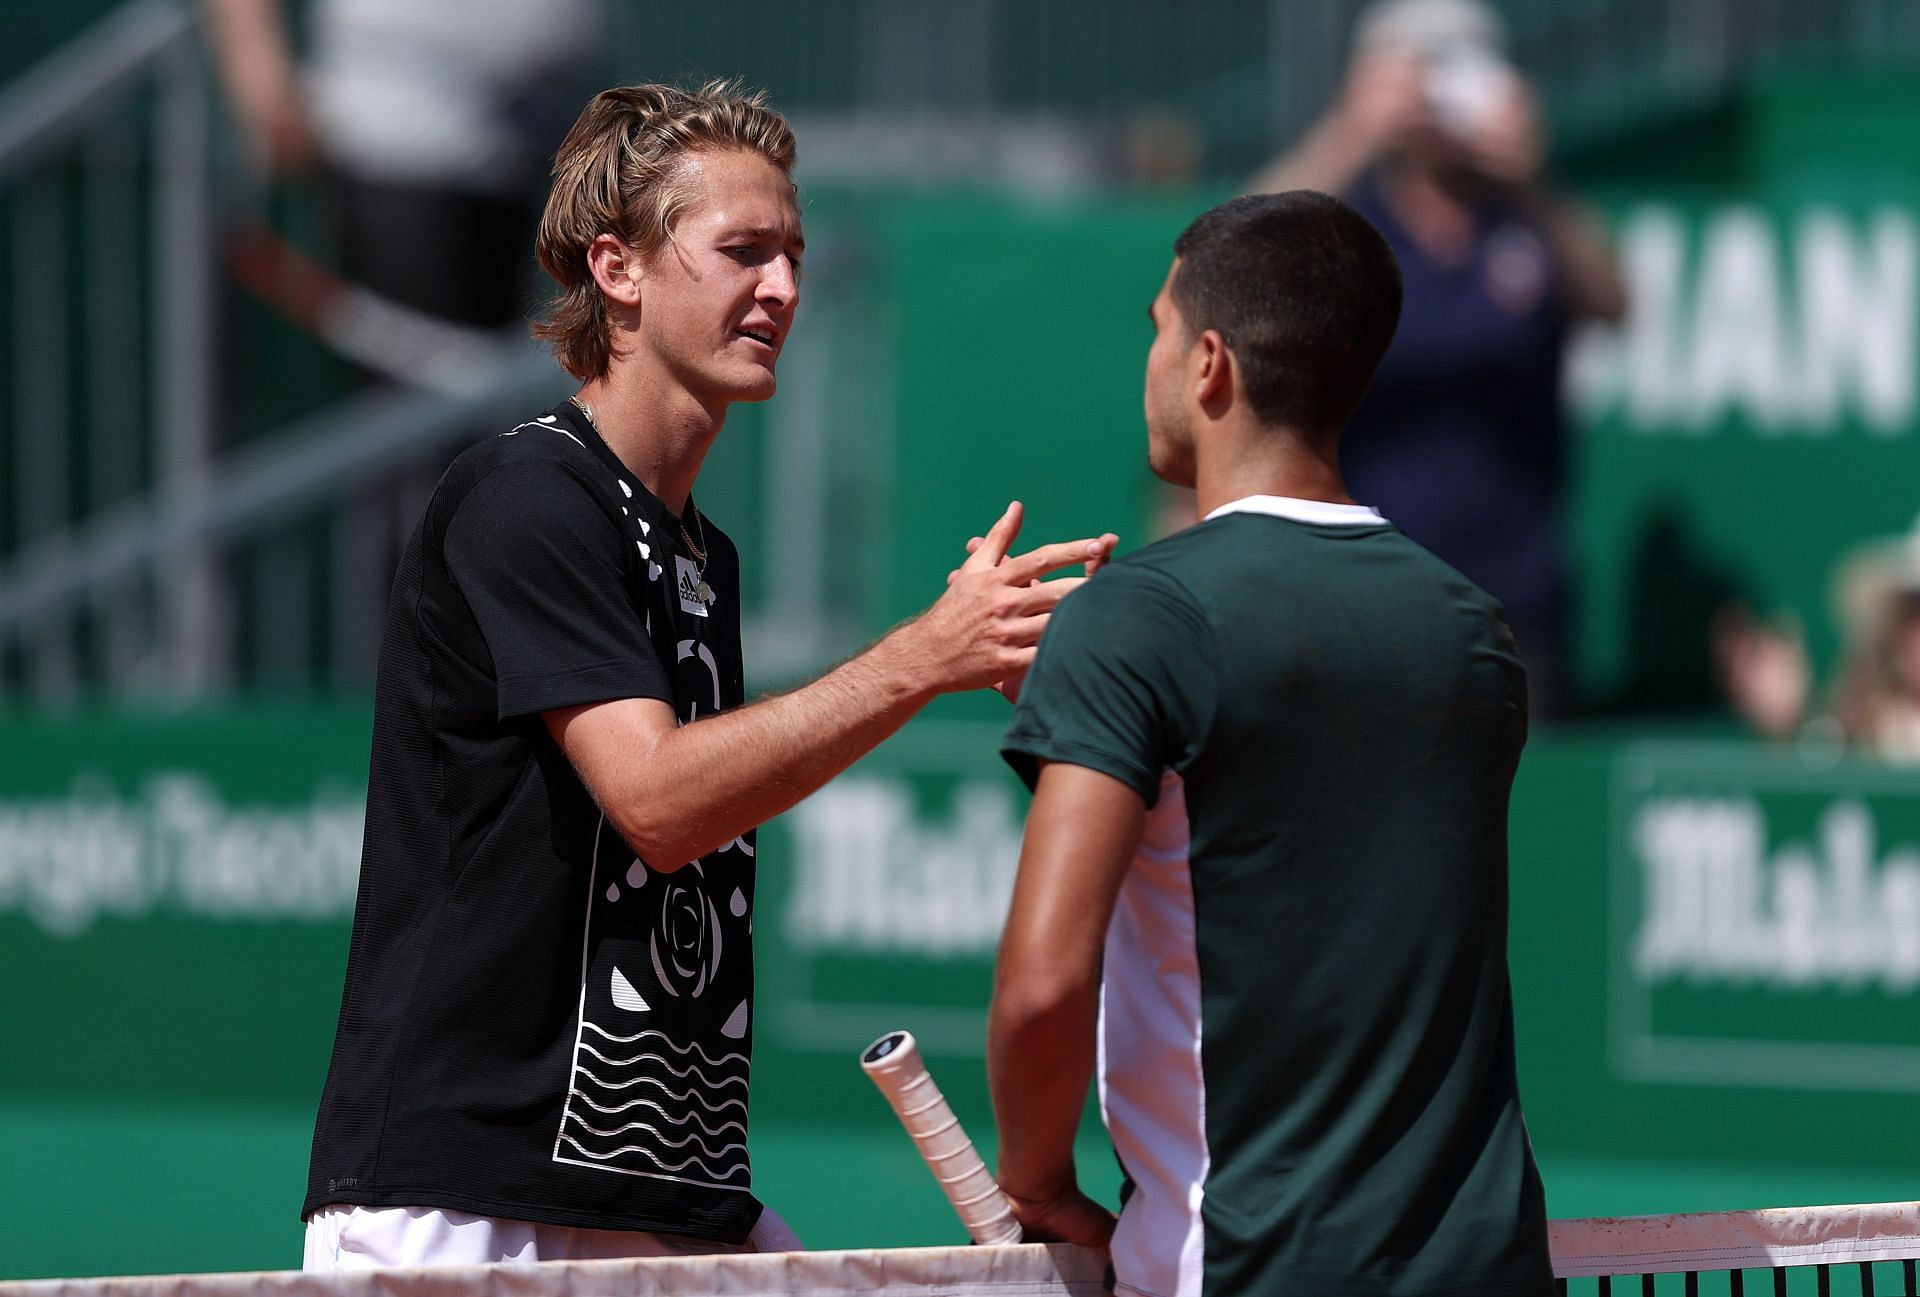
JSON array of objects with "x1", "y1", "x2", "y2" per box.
[
  {"x1": 602, "y1": 625, "x2": 939, "y2": 868},
  {"x1": 987, "y1": 971, "x2": 1099, "y2": 1202},
  {"x1": 988, "y1": 763, "x2": 1144, "y2": 1200},
  {"x1": 564, "y1": 511, "x2": 1109, "y2": 867}
]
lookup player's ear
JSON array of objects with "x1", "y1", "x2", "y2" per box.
[
  {"x1": 1194, "y1": 328, "x2": 1233, "y2": 407},
  {"x1": 587, "y1": 233, "x2": 644, "y2": 308}
]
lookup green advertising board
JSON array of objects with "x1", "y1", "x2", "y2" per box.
[
  {"x1": 1500, "y1": 737, "x2": 1920, "y2": 1180},
  {"x1": 1608, "y1": 743, "x2": 1920, "y2": 1094},
  {"x1": 7, "y1": 710, "x2": 1920, "y2": 1143},
  {"x1": 1568, "y1": 192, "x2": 1920, "y2": 706},
  {"x1": 1560, "y1": 70, "x2": 1920, "y2": 709}
]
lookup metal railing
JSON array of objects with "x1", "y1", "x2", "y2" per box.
[
  {"x1": 0, "y1": 0, "x2": 214, "y2": 701},
  {"x1": 615, "y1": 0, "x2": 1920, "y2": 180},
  {"x1": 0, "y1": 0, "x2": 877, "y2": 704},
  {"x1": 3, "y1": 0, "x2": 1916, "y2": 706},
  {"x1": 0, "y1": 0, "x2": 573, "y2": 703}
]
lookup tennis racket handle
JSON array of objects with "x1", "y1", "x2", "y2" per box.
[{"x1": 861, "y1": 1030, "x2": 1022, "y2": 1245}]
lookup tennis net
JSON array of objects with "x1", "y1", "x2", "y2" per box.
[
  {"x1": 1551, "y1": 1201, "x2": 1920, "y2": 1295},
  {"x1": 0, "y1": 1242, "x2": 1108, "y2": 1297},
  {"x1": 3, "y1": 1204, "x2": 1916, "y2": 1296}
]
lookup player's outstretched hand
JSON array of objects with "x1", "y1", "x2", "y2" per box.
[
  {"x1": 1001, "y1": 1184, "x2": 1117, "y2": 1247},
  {"x1": 903, "y1": 501, "x2": 1116, "y2": 697},
  {"x1": 952, "y1": 511, "x2": 1119, "y2": 704}
]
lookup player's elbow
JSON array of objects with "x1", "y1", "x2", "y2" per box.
[
  {"x1": 990, "y1": 963, "x2": 1098, "y2": 1041},
  {"x1": 603, "y1": 804, "x2": 701, "y2": 875},
  {"x1": 588, "y1": 749, "x2": 732, "y2": 872},
  {"x1": 989, "y1": 979, "x2": 1096, "y2": 1082}
]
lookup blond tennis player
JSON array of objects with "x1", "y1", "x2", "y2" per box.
[{"x1": 302, "y1": 80, "x2": 1114, "y2": 1270}]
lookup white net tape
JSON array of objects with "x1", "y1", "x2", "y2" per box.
[
  {"x1": 7, "y1": 1204, "x2": 1919, "y2": 1294},
  {"x1": 1550, "y1": 1201, "x2": 1920, "y2": 1279},
  {"x1": 0, "y1": 1243, "x2": 1108, "y2": 1297}
]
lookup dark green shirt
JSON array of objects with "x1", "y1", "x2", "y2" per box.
[{"x1": 1004, "y1": 496, "x2": 1552, "y2": 1297}]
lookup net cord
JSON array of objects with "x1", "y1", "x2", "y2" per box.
[{"x1": 1551, "y1": 1201, "x2": 1920, "y2": 1278}]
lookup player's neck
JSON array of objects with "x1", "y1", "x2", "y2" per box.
[
  {"x1": 575, "y1": 362, "x2": 726, "y2": 517},
  {"x1": 1192, "y1": 428, "x2": 1352, "y2": 518}
]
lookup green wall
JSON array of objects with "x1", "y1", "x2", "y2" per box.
[
  {"x1": 5, "y1": 707, "x2": 1920, "y2": 1277},
  {"x1": 10, "y1": 60, "x2": 1920, "y2": 1282}
]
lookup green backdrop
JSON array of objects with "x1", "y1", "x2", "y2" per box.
[
  {"x1": 10, "y1": 61, "x2": 1920, "y2": 1283},
  {"x1": 4, "y1": 708, "x2": 1920, "y2": 1278}
]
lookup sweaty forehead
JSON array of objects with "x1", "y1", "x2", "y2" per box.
[{"x1": 678, "y1": 150, "x2": 803, "y2": 241}]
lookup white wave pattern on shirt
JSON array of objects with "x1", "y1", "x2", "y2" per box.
[
  {"x1": 555, "y1": 1134, "x2": 748, "y2": 1180},
  {"x1": 563, "y1": 1093, "x2": 746, "y2": 1139},
  {"x1": 559, "y1": 1047, "x2": 751, "y2": 1184},
  {"x1": 576, "y1": 1028, "x2": 748, "y2": 1082},
  {"x1": 564, "y1": 1117, "x2": 748, "y2": 1157},
  {"x1": 572, "y1": 1080, "x2": 748, "y2": 1116},
  {"x1": 560, "y1": 1040, "x2": 750, "y2": 1183},
  {"x1": 570, "y1": 1068, "x2": 748, "y2": 1112},
  {"x1": 576, "y1": 1041, "x2": 748, "y2": 1089},
  {"x1": 581, "y1": 1023, "x2": 748, "y2": 1068},
  {"x1": 553, "y1": 818, "x2": 752, "y2": 1188}
]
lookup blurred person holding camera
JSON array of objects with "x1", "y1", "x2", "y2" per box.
[{"x1": 1253, "y1": 0, "x2": 1626, "y2": 719}]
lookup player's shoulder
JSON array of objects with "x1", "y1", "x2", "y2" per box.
[
  {"x1": 433, "y1": 407, "x2": 622, "y2": 534},
  {"x1": 461, "y1": 408, "x2": 604, "y2": 475},
  {"x1": 1379, "y1": 526, "x2": 1510, "y2": 615},
  {"x1": 1051, "y1": 538, "x2": 1212, "y2": 640},
  {"x1": 1093, "y1": 527, "x2": 1223, "y2": 598},
  {"x1": 449, "y1": 408, "x2": 610, "y2": 492}
]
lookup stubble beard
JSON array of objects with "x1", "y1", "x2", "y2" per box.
[{"x1": 1146, "y1": 407, "x2": 1197, "y2": 488}]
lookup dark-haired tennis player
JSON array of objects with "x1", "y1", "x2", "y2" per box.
[{"x1": 990, "y1": 190, "x2": 1555, "y2": 1297}]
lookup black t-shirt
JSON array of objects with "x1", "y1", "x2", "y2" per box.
[{"x1": 304, "y1": 402, "x2": 762, "y2": 1241}]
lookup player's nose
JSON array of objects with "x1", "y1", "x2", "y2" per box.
[{"x1": 758, "y1": 254, "x2": 798, "y2": 311}]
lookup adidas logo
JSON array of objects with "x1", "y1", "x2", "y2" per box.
[{"x1": 674, "y1": 554, "x2": 712, "y2": 616}]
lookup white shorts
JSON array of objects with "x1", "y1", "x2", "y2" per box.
[{"x1": 303, "y1": 1203, "x2": 803, "y2": 1270}]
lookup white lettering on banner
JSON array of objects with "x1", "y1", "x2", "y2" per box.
[
  {"x1": 1632, "y1": 797, "x2": 1920, "y2": 991},
  {"x1": 1570, "y1": 205, "x2": 1917, "y2": 433},
  {"x1": 1620, "y1": 206, "x2": 1687, "y2": 429},
  {"x1": 1800, "y1": 210, "x2": 1917, "y2": 432},
  {"x1": 1687, "y1": 209, "x2": 1790, "y2": 431},
  {"x1": 783, "y1": 778, "x2": 1022, "y2": 956},
  {"x1": 0, "y1": 773, "x2": 365, "y2": 939}
]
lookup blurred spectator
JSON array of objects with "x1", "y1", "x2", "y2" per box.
[
  {"x1": 203, "y1": 0, "x2": 605, "y2": 683},
  {"x1": 1718, "y1": 519, "x2": 1920, "y2": 762},
  {"x1": 1251, "y1": 0, "x2": 1625, "y2": 720},
  {"x1": 204, "y1": 0, "x2": 603, "y2": 332},
  {"x1": 1711, "y1": 605, "x2": 1811, "y2": 745}
]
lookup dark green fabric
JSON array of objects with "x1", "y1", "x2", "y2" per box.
[{"x1": 1005, "y1": 511, "x2": 1555, "y2": 1297}]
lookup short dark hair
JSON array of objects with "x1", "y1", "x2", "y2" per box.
[{"x1": 1170, "y1": 191, "x2": 1402, "y2": 433}]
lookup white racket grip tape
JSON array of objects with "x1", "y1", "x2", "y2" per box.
[{"x1": 861, "y1": 1030, "x2": 1023, "y2": 1245}]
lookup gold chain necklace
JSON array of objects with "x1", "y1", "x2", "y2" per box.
[
  {"x1": 569, "y1": 394, "x2": 714, "y2": 605},
  {"x1": 678, "y1": 503, "x2": 709, "y2": 568}
]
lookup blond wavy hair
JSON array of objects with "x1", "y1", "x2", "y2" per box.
[{"x1": 532, "y1": 81, "x2": 797, "y2": 381}]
